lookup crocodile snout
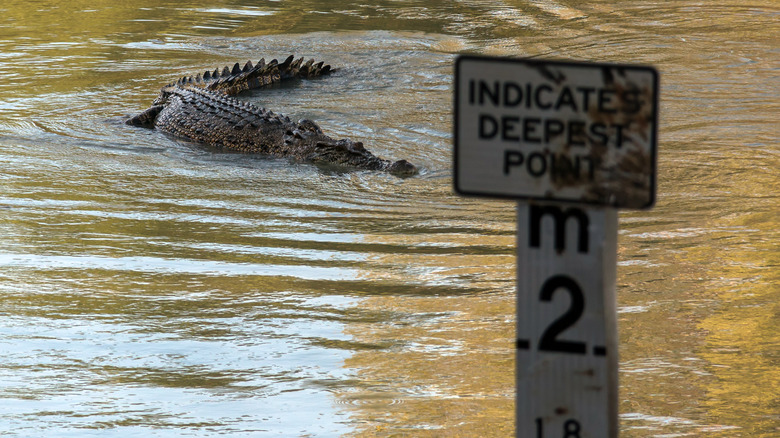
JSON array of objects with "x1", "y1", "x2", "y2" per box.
[{"x1": 387, "y1": 159, "x2": 418, "y2": 177}]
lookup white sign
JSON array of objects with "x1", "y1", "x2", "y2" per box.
[
  {"x1": 516, "y1": 202, "x2": 618, "y2": 437},
  {"x1": 454, "y1": 56, "x2": 658, "y2": 209}
]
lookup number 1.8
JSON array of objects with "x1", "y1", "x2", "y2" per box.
[{"x1": 535, "y1": 418, "x2": 582, "y2": 438}]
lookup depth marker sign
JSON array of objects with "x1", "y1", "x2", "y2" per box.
[
  {"x1": 454, "y1": 56, "x2": 658, "y2": 209},
  {"x1": 453, "y1": 56, "x2": 658, "y2": 437}
]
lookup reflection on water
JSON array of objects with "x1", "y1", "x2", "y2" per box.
[{"x1": 1, "y1": 0, "x2": 778, "y2": 436}]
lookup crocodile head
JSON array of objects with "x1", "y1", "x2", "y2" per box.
[
  {"x1": 310, "y1": 139, "x2": 418, "y2": 177},
  {"x1": 285, "y1": 119, "x2": 418, "y2": 177},
  {"x1": 386, "y1": 159, "x2": 417, "y2": 176}
]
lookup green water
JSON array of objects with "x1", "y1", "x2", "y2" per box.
[{"x1": 0, "y1": 1, "x2": 777, "y2": 436}]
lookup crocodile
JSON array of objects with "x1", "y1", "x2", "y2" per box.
[{"x1": 126, "y1": 55, "x2": 417, "y2": 176}]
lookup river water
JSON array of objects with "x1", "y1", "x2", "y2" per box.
[{"x1": 0, "y1": 1, "x2": 777, "y2": 436}]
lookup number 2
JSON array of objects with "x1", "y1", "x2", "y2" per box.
[{"x1": 538, "y1": 275, "x2": 586, "y2": 354}]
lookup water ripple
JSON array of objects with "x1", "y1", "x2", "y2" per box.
[{"x1": 0, "y1": 252, "x2": 358, "y2": 280}]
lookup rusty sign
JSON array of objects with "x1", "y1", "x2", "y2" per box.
[{"x1": 454, "y1": 56, "x2": 659, "y2": 209}]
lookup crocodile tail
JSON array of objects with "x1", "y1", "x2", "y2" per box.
[
  {"x1": 196, "y1": 56, "x2": 332, "y2": 95},
  {"x1": 278, "y1": 55, "x2": 332, "y2": 80}
]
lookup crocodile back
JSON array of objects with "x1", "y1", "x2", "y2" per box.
[{"x1": 154, "y1": 85, "x2": 294, "y2": 155}]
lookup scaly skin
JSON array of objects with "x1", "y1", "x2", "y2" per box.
[{"x1": 126, "y1": 56, "x2": 417, "y2": 176}]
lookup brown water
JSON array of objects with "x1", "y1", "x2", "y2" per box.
[{"x1": 0, "y1": 1, "x2": 777, "y2": 436}]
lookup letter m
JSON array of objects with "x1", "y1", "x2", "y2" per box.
[{"x1": 529, "y1": 205, "x2": 589, "y2": 253}]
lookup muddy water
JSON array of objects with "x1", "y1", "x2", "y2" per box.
[{"x1": 0, "y1": 1, "x2": 777, "y2": 436}]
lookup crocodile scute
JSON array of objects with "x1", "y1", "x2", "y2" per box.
[{"x1": 126, "y1": 55, "x2": 417, "y2": 177}]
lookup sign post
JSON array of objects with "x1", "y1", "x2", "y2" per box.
[
  {"x1": 515, "y1": 202, "x2": 618, "y2": 437},
  {"x1": 454, "y1": 55, "x2": 658, "y2": 437}
]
